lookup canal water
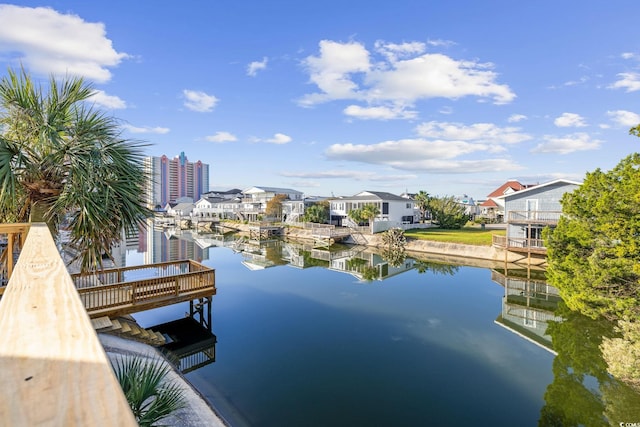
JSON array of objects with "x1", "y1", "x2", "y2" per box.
[{"x1": 126, "y1": 229, "x2": 640, "y2": 426}]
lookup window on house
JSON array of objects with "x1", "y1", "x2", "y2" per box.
[{"x1": 382, "y1": 202, "x2": 389, "y2": 214}]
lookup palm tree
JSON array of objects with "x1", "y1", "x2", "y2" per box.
[
  {"x1": 360, "y1": 203, "x2": 381, "y2": 233},
  {"x1": 112, "y1": 356, "x2": 186, "y2": 427},
  {"x1": 0, "y1": 67, "x2": 151, "y2": 270},
  {"x1": 414, "y1": 190, "x2": 430, "y2": 223}
]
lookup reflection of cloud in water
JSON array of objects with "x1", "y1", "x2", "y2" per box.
[
  {"x1": 427, "y1": 318, "x2": 441, "y2": 328},
  {"x1": 390, "y1": 335, "x2": 404, "y2": 342},
  {"x1": 408, "y1": 324, "x2": 551, "y2": 399},
  {"x1": 339, "y1": 291, "x2": 359, "y2": 300}
]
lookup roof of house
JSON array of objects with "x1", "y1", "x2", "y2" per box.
[
  {"x1": 339, "y1": 191, "x2": 409, "y2": 202},
  {"x1": 167, "y1": 202, "x2": 195, "y2": 211},
  {"x1": 479, "y1": 199, "x2": 498, "y2": 207},
  {"x1": 486, "y1": 180, "x2": 527, "y2": 198},
  {"x1": 495, "y1": 179, "x2": 582, "y2": 199},
  {"x1": 243, "y1": 186, "x2": 303, "y2": 195}
]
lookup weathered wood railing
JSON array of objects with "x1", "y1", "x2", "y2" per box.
[
  {"x1": 0, "y1": 223, "x2": 136, "y2": 426},
  {"x1": 507, "y1": 210, "x2": 561, "y2": 223},
  {"x1": 0, "y1": 223, "x2": 30, "y2": 290},
  {"x1": 71, "y1": 260, "x2": 215, "y2": 317},
  {"x1": 493, "y1": 235, "x2": 546, "y2": 250}
]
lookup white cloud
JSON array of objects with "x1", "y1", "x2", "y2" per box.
[
  {"x1": 123, "y1": 124, "x2": 170, "y2": 134},
  {"x1": 205, "y1": 131, "x2": 237, "y2": 143},
  {"x1": 247, "y1": 57, "x2": 268, "y2": 77},
  {"x1": 266, "y1": 133, "x2": 292, "y2": 144},
  {"x1": 325, "y1": 138, "x2": 522, "y2": 173},
  {"x1": 0, "y1": 5, "x2": 128, "y2": 82},
  {"x1": 621, "y1": 52, "x2": 638, "y2": 60},
  {"x1": 281, "y1": 170, "x2": 417, "y2": 181},
  {"x1": 532, "y1": 133, "x2": 602, "y2": 154},
  {"x1": 89, "y1": 90, "x2": 126, "y2": 109},
  {"x1": 374, "y1": 40, "x2": 426, "y2": 62},
  {"x1": 299, "y1": 39, "x2": 515, "y2": 114},
  {"x1": 507, "y1": 114, "x2": 527, "y2": 123},
  {"x1": 299, "y1": 40, "x2": 371, "y2": 105},
  {"x1": 183, "y1": 90, "x2": 218, "y2": 112},
  {"x1": 609, "y1": 72, "x2": 640, "y2": 92},
  {"x1": 343, "y1": 104, "x2": 417, "y2": 120},
  {"x1": 554, "y1": 112, "x2": 587, "y2": 128},
  {"x1": 607, "y1": 110, "x2": 640, "y2": 127},
  {"x1": 415, "y1": 121, "x2": 531, "y2": 144}
]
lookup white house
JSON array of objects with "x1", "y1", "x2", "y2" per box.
[
  {"x1": 497, "y1": 178, "x2": 581, "y2": 249},
  {"x1": 239, "y1": 186, "x2": 304, "y2": 222},
  {"x1": 330, "y1": 191, "x2": 417, "y2": 233},
  {"x1": 164, "y1": 202, "x2": 195, "y2": 217}
]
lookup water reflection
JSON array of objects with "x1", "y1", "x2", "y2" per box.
[
  {"x1": 126, "y1": 228, "x2": 640, "y2": 425},
  {"x1": 540, "y1": 303, "x2": 640, "y2": 425},
  {"x1": 492, "y1": 270, "x2": 562, "y2": 353}
]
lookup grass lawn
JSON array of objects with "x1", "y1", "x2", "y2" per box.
[{"x1": 404, "y1": 225, "x2": 505, "y2": 246}]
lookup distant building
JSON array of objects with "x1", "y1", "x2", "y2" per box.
[{"x1": 144, "y1": 152, "x2": 209, "y2": 209}]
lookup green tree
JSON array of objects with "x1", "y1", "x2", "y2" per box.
[
  {"x1": 112, "y1": 356, "x2": 186, "y2": 427},
  {"x1": 265, "y1": 194, "x2": 287, "y2": 220},
  {"x1": 428, "y1": 196, "x2": 467, "y2": 229},
  {"x1": 414, "y1": 190, "x2": 430, "y2": 223},
  {"x1": 0, "y1": 67, "x2": 150, "y2": 270},
  {"x1": 302, "y1": 201, "x2": 329, "y2": 224},
  {"x1": 544, "y1": 153, "x2": 640, "y2": 320},
  {"x1": 361, "y1": 203, "x2": 381, "y2": 233},
  {"x1": 348, "y1": 204, "x2": 380, "y2": 232}
]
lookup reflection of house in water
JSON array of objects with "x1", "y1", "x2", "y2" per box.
[
  {"x1": 234, "y1": 239, "x2": 289, "y2": 270},
  {"x1": 492, "y1": 270, "x2": 562, "y2": 354},
  {"x1": 153, "y1": 316, "x2": 217, "y2": 374},
  {"x1": 328, "y1": 249, "x2": 415, "y2": 281},
  {"x1": 139, "y1": 227, "x2": 211, "y2": 264}
]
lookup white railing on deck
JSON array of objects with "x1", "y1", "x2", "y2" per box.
[{"x1": 0, "y1": 223, "x2": 136, "y2": 426}]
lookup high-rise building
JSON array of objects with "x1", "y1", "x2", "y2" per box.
[{"x1": 144, "y1": 152, "x2": 209, "y2": 208}]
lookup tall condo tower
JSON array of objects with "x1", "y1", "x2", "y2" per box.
[{"x1": 144, "y1": 152, "x2": 209, "y2": 208}]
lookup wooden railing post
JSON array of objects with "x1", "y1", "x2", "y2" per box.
[{"x1": 0, "y1": 223, "x2": 136, "y2": 426}]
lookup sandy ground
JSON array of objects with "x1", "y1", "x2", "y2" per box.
[{"x1": 99, "y1": 333, "x2": 228, "y2": 427}]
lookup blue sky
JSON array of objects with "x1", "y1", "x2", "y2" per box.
[{"x1": 0, "y1": 1, "x2": 638, "y2": 199}]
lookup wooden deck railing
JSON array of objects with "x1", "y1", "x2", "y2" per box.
[
  {"x1": 493, "y1": 235, "x2": 546, "y2": 251},
  {"x1": 71, "y1": 260, "x2": 215, "y2": 317},
  {"x1": 0, "y1": 223, "x2": 30, "y2": 290},
  {"x1": 507, "y1": 210, "x2": 561, "y2": 224},
  {"x1": 0, "y1": 223, "x2": 136, "y2": 426}
]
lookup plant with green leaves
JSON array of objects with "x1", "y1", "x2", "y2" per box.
[
  {"x1": 112, "y1": 356, "x2": 186, "y2": 427},
  {"x1": 428, "y1": 196, "x2": 467, "y2": 229},
  {"x1": 414, "y1": 190, "x2": 430, "y2": 223},
  {"x1": 0, "y1": 67, "x2": 151, "y2": 270},
  {"x1": 302, "y1": 201, "x2": 329, "y2": 223},
  {"x1": 544, "y1": 153, "x2": 640, "y2": 321}
]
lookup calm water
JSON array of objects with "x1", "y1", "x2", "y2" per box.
[{"x1": 127, "y1": 230, "x2": 640, "y2": 427}]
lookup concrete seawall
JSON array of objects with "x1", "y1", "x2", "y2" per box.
[{"x1": 227, "y1": 222, "x2": 547, "y2": 267}]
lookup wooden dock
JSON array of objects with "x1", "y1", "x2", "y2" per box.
[
  {"x1": 70, "y1": 260, "x2": 216, "y2": 318},
  {"x1": 248, "y1": 224, "x2": 283, "y2": 241}
]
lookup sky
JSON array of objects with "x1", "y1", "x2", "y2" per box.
[{"x1": 0, "y1": 1, "x2": 638, "y2": 200}]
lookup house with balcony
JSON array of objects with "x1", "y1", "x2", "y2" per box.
[
  {"x1": 330, "y1": 191, "x2": 417, "y2": 233},
  {"x1": 493, "y1": 179, "x2": 581, "y2": 255},
  {"x1": 479, "y1": 180, "x2": 528, "y2": 222},
  {"x1": 238, "y1": 186, "x2": 304, "y2": 222}
]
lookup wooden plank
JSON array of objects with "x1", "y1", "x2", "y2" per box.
[
  {"x1": 91, "y1": 316, "x2": 113, "y2": 330},
  {"x1": 0, "y1": 223, "x2": 137, "y2": 426}
]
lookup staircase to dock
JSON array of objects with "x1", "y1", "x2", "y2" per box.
[{"x1": 92, "y1": 316, "x2": 166, "y2": 346}]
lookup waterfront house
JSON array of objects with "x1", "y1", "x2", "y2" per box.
[
  {"x1": 479, "y1": 180, "x2": 528, "y2": 222},
  {"x1": 494, "y1": 178, "x2": 581, "y2": 253},
  {"x1": 330, "y1": 191, "x2": 417, "y2": 233},
  {"x1": 239, "y1": 186, "x2": 304, "y2": 222}
]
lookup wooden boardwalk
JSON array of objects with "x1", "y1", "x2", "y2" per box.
[{"x1": 70, "y1": 260, "x2": 216, "y2": 318}]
